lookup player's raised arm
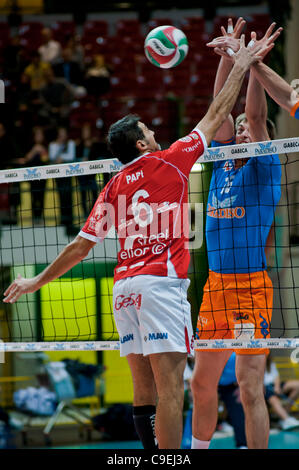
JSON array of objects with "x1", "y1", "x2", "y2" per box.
[
  {"x1": 3, "y1": 236, "x2": 96, "y2": 303},
  {"x1": 245, "y1": 60, "x2": 269, "y2": 142},
  {"x1": 208, "y1": 17, "x2": 246, "y2": 142},
  {"x1": 197, "y1": 36, "x2": 268, "y2": 146},
  {"x1": 252, "y1": 61, "x2": 299, "y2": 117}
]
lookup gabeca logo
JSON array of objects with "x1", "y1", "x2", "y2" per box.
[
  {"x1": 255, "y1": 142, "x2": 277, "y2": 155},
  {"x1": 204, "y1": 148, "x2": 226, "y2": 161},
  {"x1": 66, "y1": 164, "x2": 84, "y2": 175},
  {"x1": 24, "y1": 168, "x2": 42, "y2": 180}
]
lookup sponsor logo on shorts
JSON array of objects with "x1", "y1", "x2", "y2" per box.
[
  {"x1": 145, "y1": 332, "x2": 168, "y2": 341},
  {"x1": 234, "y1": 323, "x2": 255, "y2": 340},
  {"x1": 233, "y1": 311, "x2": 249, "y2": 321},
  {"x1": 259, "y1": 313, "x2": 269, "y2": 338},
  {"x1": 114, "y1": 294, "x2": 142, "y2": 311},
  {"x1": 120, "y1": 333, "x2": 134, "y2": 344}
]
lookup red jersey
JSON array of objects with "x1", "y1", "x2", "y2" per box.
[{"x1": 79, "y1": 128, "x2": 207, "y2": 281}]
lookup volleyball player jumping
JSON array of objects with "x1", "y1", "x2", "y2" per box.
[
  {"x1": 191, "y1": 19, "x2": 282, "y2": 449},
  {"x1": 3, "y1": 38, "x2": 270, "y2": 449}
]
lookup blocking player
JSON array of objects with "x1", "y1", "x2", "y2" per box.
[
  {"x1": 191, "y1": 19, "x2": 282, "y2": 449},
  {"x1": 3, "y1": 39, "x2": 269, "y2": 449}
]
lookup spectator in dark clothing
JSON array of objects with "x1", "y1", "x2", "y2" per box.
[
  {"x1": 40, "y1": 68, "x2": 76, "y2": 125},
  {"x1": 84, "y1": 54, "x2": 111, "y2": 97},
  {"x1": 0, "y1": 122, "x2": 25, "y2": 224},
  {"x1": 76, "y1": 123, "x2": 100, "y2": 218},
  {"x1": 3, "y1": 35, "x2": 27, "y2": 82},
  {"x1": 49, "y1": 126, "x2": 76, "y2": 235},
  {"x1": 24, "y1": 127, "x2": 49, "y2": 225},
  {"x1": 53, "y1": 47, "x2": 83, "y2": 86}
]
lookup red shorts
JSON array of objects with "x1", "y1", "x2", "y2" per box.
[{"x1": 195, "y1": 270, "x2": 273, "y2": 355}]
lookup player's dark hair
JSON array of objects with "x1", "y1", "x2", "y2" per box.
[{"x1": 107, "y1": 114, "x2": 146, "y2": 164}]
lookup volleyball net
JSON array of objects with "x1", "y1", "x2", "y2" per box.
[{"x1": 0, "y1": 136, "x2": 298, "y2": 352}]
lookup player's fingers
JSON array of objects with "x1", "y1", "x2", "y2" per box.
[
  {"x1": 227, "y1": 18, "x2": 234, "y2": 35},
  {"x1": 256, "y1": 43, "x2": 275, "y2": 60},
  {"x1": 234, "y1": 17, "x2": 245, "y2": 38},
  {"x1": 240, "y1": 34, "x2": 245, "y2": 48},
  {"x1": 226, "y1": 47, "x2": 235, "y2": 57},
  {"x1": 207, "y1": 38, "x2": 227, "y2": 47},
  {"x1": 213, "y1": 47, "x2": 230, "y2": 58},
  {"x1": 265, "y1": 22, "x2": 276, "y2": 38},
  {"x1": 269, "y1": 27, "x2": 283, "y2": 43},
  {"x1": 3, "y1": 281, "x2": 16, "y2": 297},
  {"x1": 221, "y1": 25, "x2": 227, "y2": 37},
  {"x1": 4, "y1": 291, "x2": 20, "y2": 304}
]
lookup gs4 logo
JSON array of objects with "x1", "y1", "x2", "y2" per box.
[{"x1": 115, "y1": 293, "x2": 142, "y2": 311}]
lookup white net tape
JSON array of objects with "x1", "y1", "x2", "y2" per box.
[
  {"x1": 0, "y1": 137, "x2": 298, "y2": 183},
  {"x1": 0, "y1": 339, "x2": 299, "y2": 352}
]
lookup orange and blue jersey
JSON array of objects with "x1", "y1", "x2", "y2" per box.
[
  {"x1": 206, "y1": 138, "x2": 281, "y2": 274},
  {"x1": 290, "y1": 101, "x2": 299, "y2": 119}
]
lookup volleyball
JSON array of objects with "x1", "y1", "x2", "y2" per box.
[{"x1": 144, "y1": 25, "x2": 189, "y2": 69}]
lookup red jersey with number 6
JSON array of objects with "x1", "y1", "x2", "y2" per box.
[{"x1": 79, "y1": 128, "x2": 207, "y2": 281}]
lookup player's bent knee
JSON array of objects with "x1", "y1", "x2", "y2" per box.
[
  {"x1": 239, "y1": 383, "x2": 264, "y2": 408},
  {"x1": 191, "y1": 374, "x2": 215, "y2": 401}
]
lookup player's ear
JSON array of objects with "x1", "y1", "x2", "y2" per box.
[{"x1": 136, "y1": 138, "x2": 147, "y2": 152}]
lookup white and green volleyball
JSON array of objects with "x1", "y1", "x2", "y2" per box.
[{"x1": 144, "y1": 25, "x2": 188, "y2": 69}]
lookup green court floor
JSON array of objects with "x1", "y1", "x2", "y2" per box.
[{"x1": 53, "y1": 430, "x2": 299, "y2": 449}]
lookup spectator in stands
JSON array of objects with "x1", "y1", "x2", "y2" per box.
[
  {"x1": 3, "y1": 35, "x2": 27, "y2": 82},
  {"x1": 22, "y1": 51, "x2": 52, "y2": 91},
  {"x1": 76, "y1": 123, "x2": 100, "y2": 218},
  {"x1": 38, "y1": 27, "x2": 61, "y2": 65},
  {"x1": 0, "y1": 123, "x2": 24, "y2": 224},
  {"x1": 84, "y1": 54, "x2": 111, "y2": 97},
  {"x1": 40, "y1": 68, "x2": 76, "y2": 125},
  {"x1": 0, "y1": 123, "x2": 19, "y2": 171},
  {"x1": 24, "y1": 127, "x2": 49, "y2": 225},
  {"x1": 49, "y1": 127, "x2": 76, "y2": 235},
  {"x1": 65, "y1": 33, "x2": 85, "y2": 70},
  {"x1": 53, "y1": 47, "x2": 83, "y2": 86},
  {"x1": 264, "y1": 356, "x2": 299, "y2": 430}
]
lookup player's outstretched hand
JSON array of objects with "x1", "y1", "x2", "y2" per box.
[
  {"x1": 3, "y1": 274, "x2": 39, "y2": 303},
  {"x1": 232, "y1": 34, "x2": 274, "y2": 72},
  {"x1": 206, "y1": 17, "x2": 246, "y2": 56},
  {"x1": 247, "y1": 22, "x2": 283, "y2": 60},
  {"x1": 209, "y1": 22, "x2": 282, "y2": 61}
]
